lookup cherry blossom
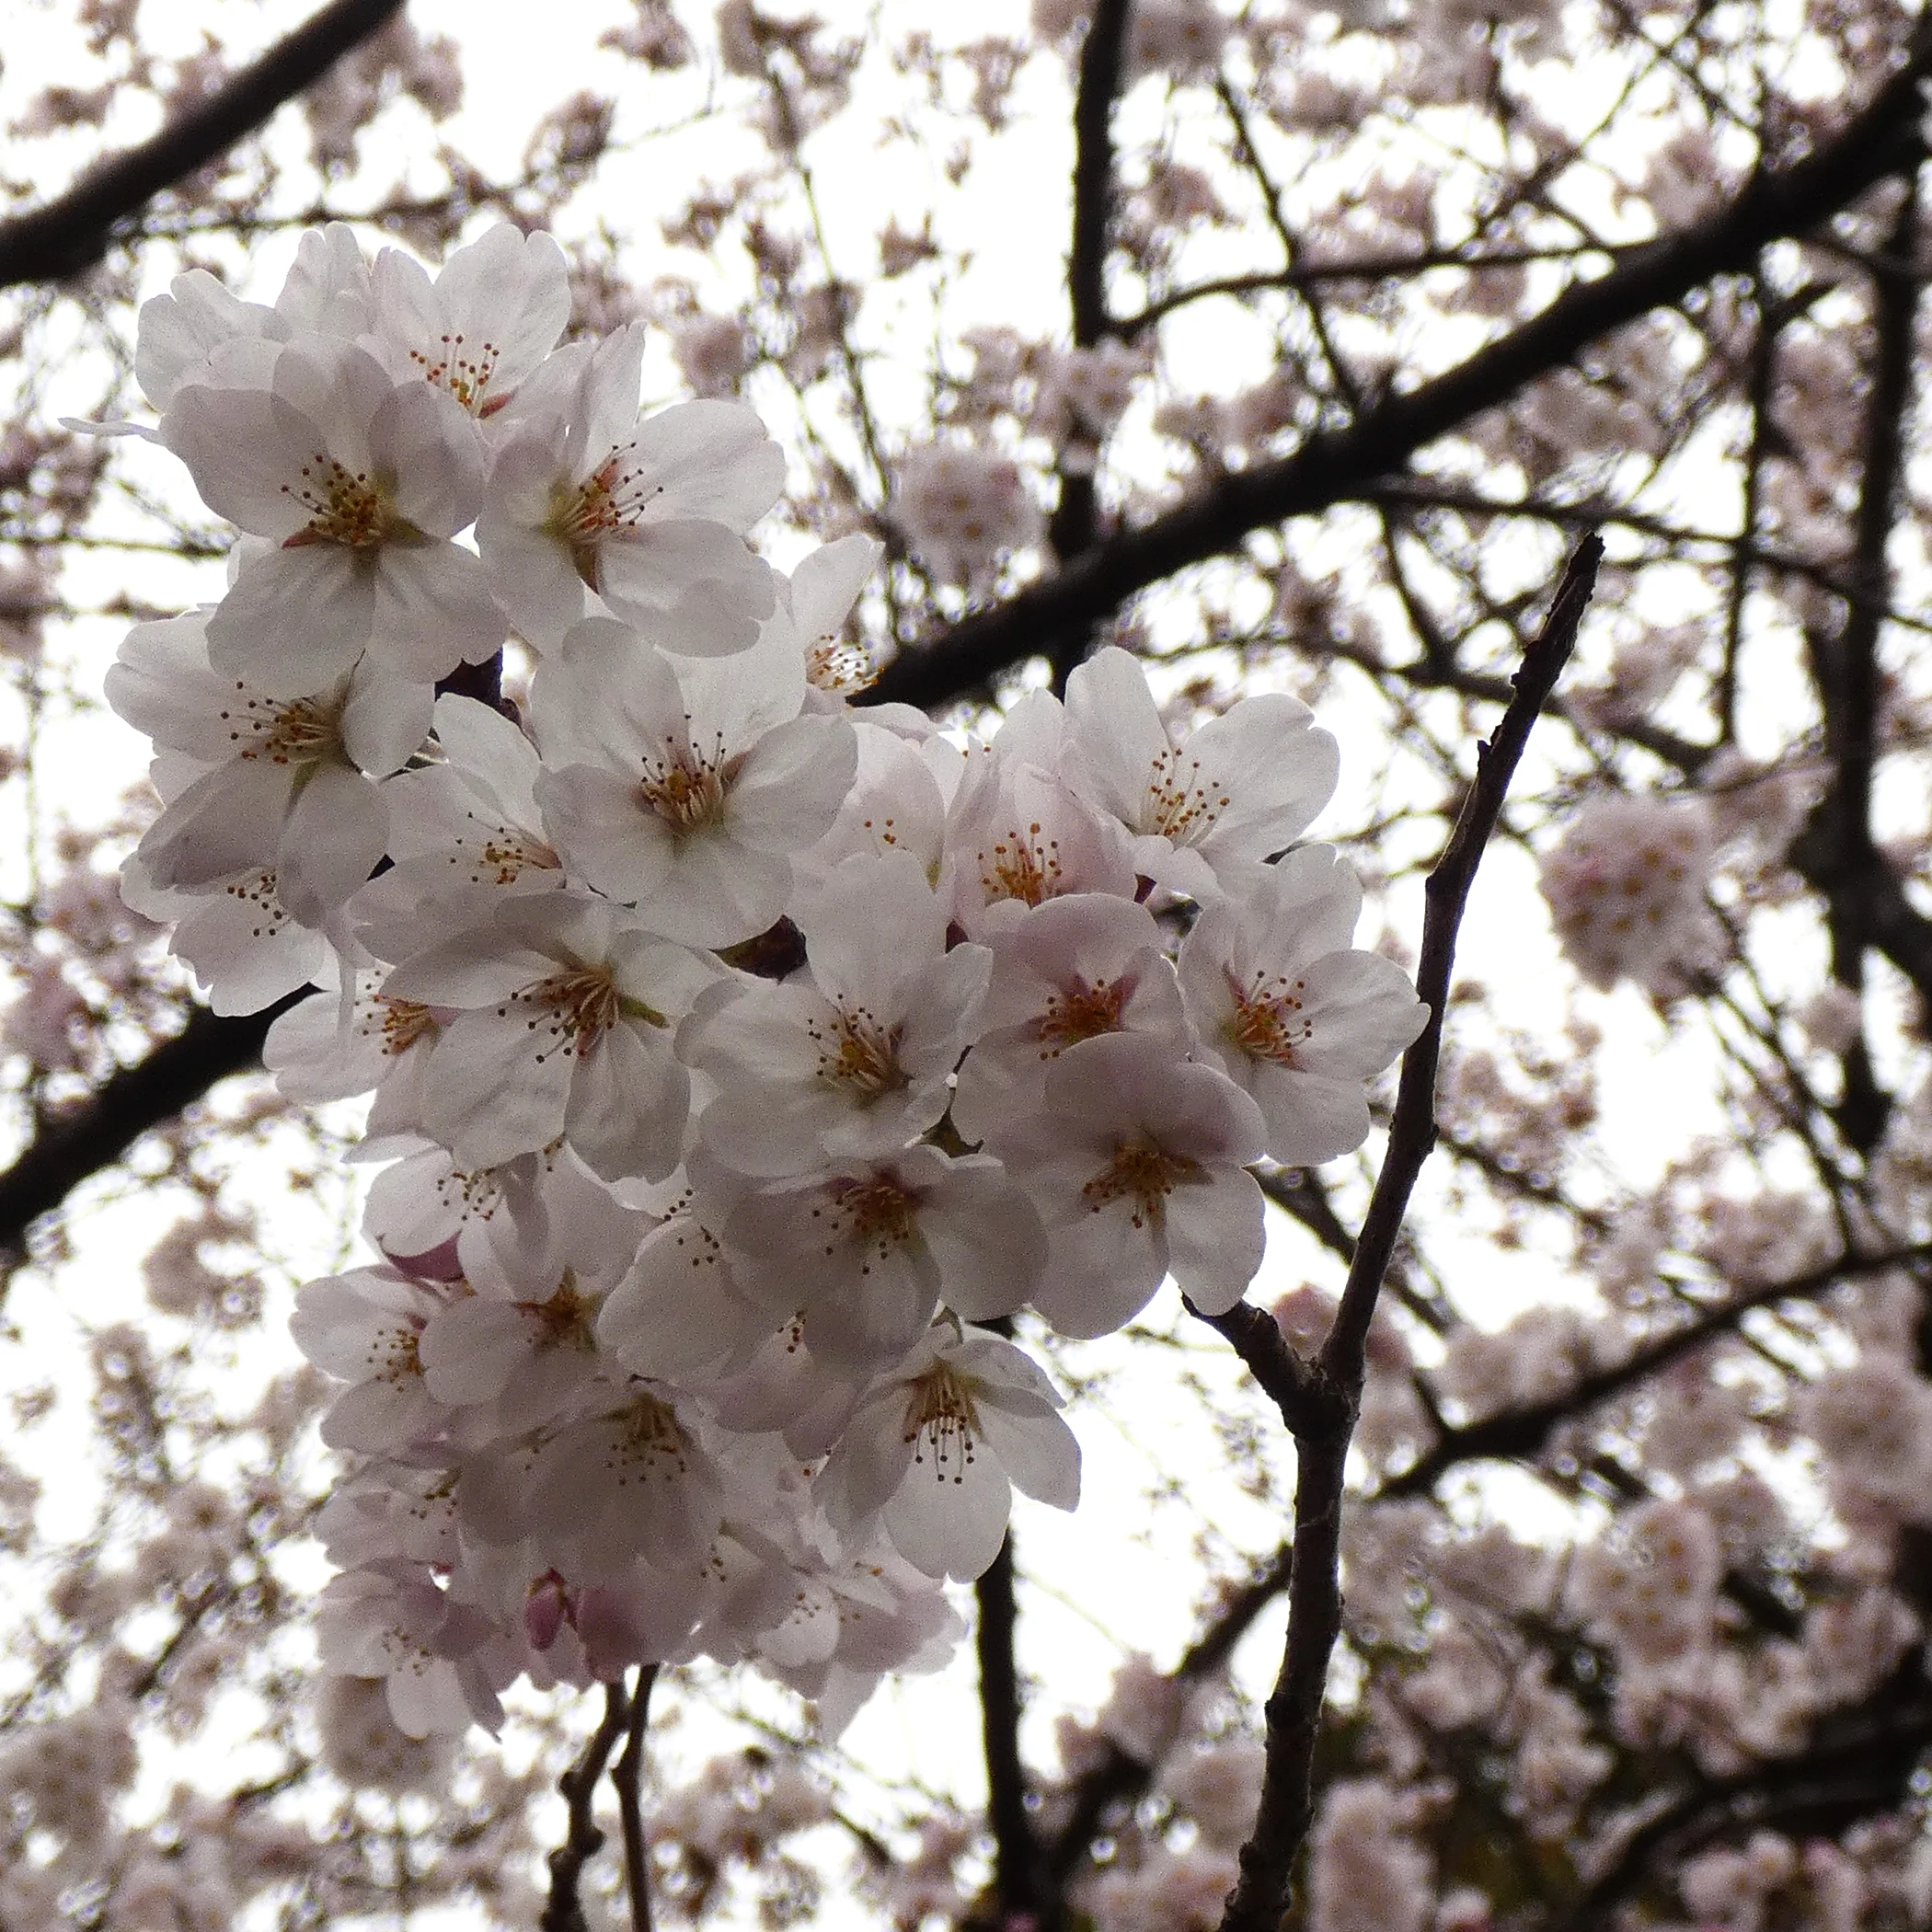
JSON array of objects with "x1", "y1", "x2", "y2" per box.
[
  {"x1": 987, "y1": 1033, "x2": 1269, "y2": 1336},
  {"x1": 379, "y1": 890, "x2": 723, "y2": 1180},
  {"x1": 1177, "y1": 845, "x2": 1429, "y2": 1165},
  {"x1": 530, "y1": 610, "x2": 856, "y2": 946},
  {"x1": 817, "y1": 1323, "x2": 1080, "y2": 1581},
  {"x1": 475, "y1": 325, "x2": 783, "y2": 652},
  {"x1": 161, "y1": 334, "x2": 502, "y2": 693},
  {"x1": 1063, "y1": 646, "x2": 1340, "y2": 901}
]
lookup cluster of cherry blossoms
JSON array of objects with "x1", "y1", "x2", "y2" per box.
[{"x1": 105, "y1": 221, "x2": 1426, "y2": 1739}]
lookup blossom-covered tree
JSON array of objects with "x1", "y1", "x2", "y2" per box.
[{"x1": 3, "y1": 2, "x2": 1932, "y2": 1930}]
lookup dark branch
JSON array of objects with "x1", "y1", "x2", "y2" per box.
[
  {"x1": 1045, "y1": 1544, "x2": 1294, "y2": 1886},
  {"x1": 975, "y1": 1533, "x2": 1043, "y2": 1924},
  {"x1": 1378, "y1": 1240, "x2": 1932, "y2": 1500},
  {"x1": 1215, "y1": 536, "x2": 1600, "y2": 1932},
  {"x1": 0, "y1": 994, "x2": 302, "y2": 1265},
  {"x1": 614, "y1": 1664, "x2": 659, "y2": 1932},
  {"x1": 0, "y1": 0, "x2": 408, "y2": 290},
  {"x1": 869, "y1": 52, "x2": 1928, "y2": 713},
  {"x1": 541, "y1": 1680, "x2": 632, "y2": 1932}
]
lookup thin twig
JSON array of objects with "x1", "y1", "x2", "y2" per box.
[
  {"x1": 542, "y1": 1680, "x2": 633, "y2": 1932},
  {"x1": 1213, "y1": 535, "x2": 1602, "y2": 1932},
  {"x1": 614, "y1": 1665, "x2": 660, "y2": 1932},
  {"x1": 976, "y1": 1532, "x2": 1043, "y2": 1923},
  {"x1": 0, "y1": 0, "x2": 406, "y2": 289}
]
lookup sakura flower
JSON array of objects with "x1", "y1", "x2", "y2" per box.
[
  {"x1": 459, "y1": 1384, "x2": 723, "y2": 1579},
  {"x1": 109, "y1": 609, "x2": 430, "y2": 927},
  {"x1": 121, "y1": 854, "x2": 335, "y2": 1016},
  {"x1": 290, "y1": 1265, "x2": 451, "y2": 1455},
  {"x1": 316, "y1": 1563, "x2": 501, "y2": 1737},
  {"x1": 788, "y1": 532, "x2": 885, "y2": 701},
  {"x1": 986, "y1": 1032, "x2": 1268, "y2": 1336},
  {"x1": 596, "y1": 1190, "x2": 788, "y2": 1384},
  {"x1": 892, "y1": 440, "x2": 1041, "y2": 591},
  {"x1": 940, "y1": 696, "x2": 1136, "y2": 935},
  {"x1": 363, "y1": 224, "x2": 570, "y2": 419},
  {"x1": 351, "y1": 692, "x2": 563, "y2": 966},
  {"x1": 263, "y1": 967, "x2": 443, "y2": 1148},
  {"x1": 1178, "y1": 845, "x2": 1428, "y2": 1165},
  {"x1": 951, "y1": 892, "x2": 1192, "y2": 1144},
  {"x1": 161, "y1": 335, "x2": 501, "y2": 693},
  {"x1": 530, "y1": 610, "x2": 856, "y2": 946},
  {"x1": 684, "y1": 851, "x2": 991, "y2": 1177},
  {"x1": 1063, "y1": 645, "x2": 1339, "y2": 900},
  {"x1": 134, "y1": 222, "x2": 373, "y2": 410},
  {"x1": 795, "y1": 722, "x2": 953, "y2": 891},
  {"x1": 817, "y1": 1325, "x2": 1079, "y2": 1581},
  {"x1": 705, "y1": 1144, "x2": 1045, "y2": 1367},
  {"x1": 475, "y1": 324, "x2": 783, "y2": 652},
  {"x1": 380, "y1": 890, "x2": 725, "y2": 1181},
  {"x1": 753, "y1": 1537, "x2": 966, "y2": 1735}
]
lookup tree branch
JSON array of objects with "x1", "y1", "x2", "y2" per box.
[
  {"x1": 613, "y1": 1664, "x2": 659, "y2": 1932},
  {"x1": 0, "y1": 993, "x2": 302, "y2": 1265},
  {"x1": 1378, "y1": 1239, "x2": 1932, "y2": 1500},
  {"x1": 976, "y1": 1532, "x2": 1043, "y2": 1924},
  {"x1": 541, "y1": 1680, "x2": 632, "y2": 1932},
  {"x1": 868, "y1": 48, "x2": 1928, "y2": 713},
  {"x1": 1214, "y1": 535, "x2": 1601, "y2": 1932},
  {"x1": 0, "y1": 0, "x2": 408, "y2": 290}
]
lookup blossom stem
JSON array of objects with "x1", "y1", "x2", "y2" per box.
[
  {"x1": 541, "y1": 1679, "x2": 632, "y2": 1932},
  {"x1": 614, "y1": 1663, "x2": 660, "y2": 1932},
  {"x1": 1215, "y1": 535, "x2": 1601, "y2": 1932}
]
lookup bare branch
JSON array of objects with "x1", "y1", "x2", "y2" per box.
[
  {"x1": 542, "y1": 1680, "x2": 632, "y2": 1932},
  {"x1": 868, "y1": 52, "x2": 1928, "y2": 712},
  {"x1": 0, "y1": 994, "x2": 301, "y2": 1266},
  {"x1": 1214, "y1": 535, "x2": 1601, "y2": 1932},
  {"x1": 976, "y1": 1533, "x2": 1043, "y2": 1923},
  {"x1": 0, "y1": 0, "x2": 408, "y2": 290},
  {"x1": 614, "y1": 1665, "x2": 659, "y2": 1932}
]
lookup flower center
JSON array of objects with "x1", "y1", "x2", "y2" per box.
[
  {"x1": 1081, "y1": 1139, "x2": 1201, "y2": 1231},
  {"x1": 1143, "y1": 747, "x2": 1231, "y2": 845},
  {"x1": 366, "y1": 1321, "x2": 424, "y2": 1387},
  {"x1": 980, "y1": 822, "x2": 1064, "y2": 908},
  {"x1": 367, "y1": 995, "x2": 438, "y2": 1058},
  {"x1": 523, "y1": 1273, "x2": 599, "y2": 1350},
  {"x1": 220, "y1": 685, "x2": 345, "y2": 767},
  {"x1": 281, "y1": 453, "x2": 408, "y2": 549},
  {"x1": 608, "y1": 1392, "x2": 689, "y2": 1480},
  {"x1": 638, "y1": 737, "x2": 734, "y2": 836},
  {"x1": 1035, "y1": 975, "x2": 1129, "y2": 1056},
  {"x1": 807, "y1": 635, "x2": 878, "y2": 696},
  {"x1": 450, "y1": 813, "x2": 561, "y2": 887},
  {"x1": 1226, "y1": 971, "x2": 1310, "y2": 1067},
  {"x1": 809, "y1": 1006, "x2": 908, "y2": 1098},
  {"x1": 526, "y1": 965, "x2": 623, "y2": 1053},
  {"x1": 546, "y1": 452, "x2": 667, "y2": 589},
  {"x1": 821, "y1": 1176, "x2": 919, "y2": 1267},
  {"x1": 902, "y1": 1363, "x2": 982, "y2": 1481},
  {"x1": 408, "y1": 330, "x2": 502, "y2": 414}
]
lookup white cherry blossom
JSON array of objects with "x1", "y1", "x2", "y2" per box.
[
  {"x1": 161, "y1": 334, "x2": 501, "y2": 694},
  {"x1": 987, "y1": 1033, "x2": 1269, "y2": 1336},
  {"x1": 703, "y1": 1144, "x2": 1045, "y2": 1368},
  {"x1": 530, "y1": 610, "x2": 856, "y2": 946},
  {"x1": 475, "y1": 324, "x2": 783, "y2": 652},
  {"x1": 951, "y1": 891, "x2": 1192, "y2": 1144},
  {"x1": 1178, "y1": 845, "x2": 1429, "y2": 1165},
  {"x1": 1063, "y1": 645, "x2": 1340, "y2": 900},
  {"x1": 380, "y1": 891, "x2": 725, "y2": 1181},
  {"x1": 363, "y1": 224, "x2": 570, "y2": 419},
  {"x1": 817, "y1": 1325, "x2": 1079, "y2": 1581},
  {"x1": 684, "y1": 851, "x2": 991, "y2": 1177}
]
